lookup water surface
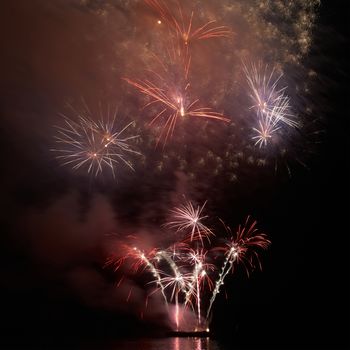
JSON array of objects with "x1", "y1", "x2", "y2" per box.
[{"x1": 86, "y1": 337, "x2": 224, "y2": 350}]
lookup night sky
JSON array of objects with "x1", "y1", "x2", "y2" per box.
[{"x1": 0, "y1": 0, "x2": 349, "y2": 349}]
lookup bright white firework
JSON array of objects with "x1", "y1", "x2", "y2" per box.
[
  {"x1": 205, "y1": 217, "x2": 270, "y2": 321},
  {"x1": 51, "y1": 106, "x2": 140, "y2": 178},
  {"x1": 244, "y1": 62, "x2": 299, "y2": 129},
  {"x1": 156, "y1": 272, "x2": 192, "y2": 302},
  {"x1": 252, "y1": 103, "x2": 282, "y2": 148},
  {"x1": 165, "y1": 200, "x2": 214, "y2": 244},
  {"x1": 155, "y1": 249, "x2": 188, "y2": 294}
]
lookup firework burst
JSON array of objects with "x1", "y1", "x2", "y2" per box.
[
  {"x1": 123, "y1": 72, "x2": 230, "y2": 146},
  {"x1": 206, "y1": 217, "x2": 270, "y2": 320},
  {"x1": 124, "y1": 2, "x2": 230, "y2": 147},
  {"x1": 182, "y1": 248, "x2": 214, "y2": 325},
  {"x1": 106, "y1": 242, "x2": 169, "y2": 308},
  {"x1": 51, "y1": 104, "x2": 140, "y2": 177},
  {"x1": 145, "y1": 0, "x2": 231, "y2": 47},
  {"x1": 164, "y1": 200, "x2": 214, "y2": 244},
  {"x1": 252, "y1": 106, "x2": 281, "y2": 148},
  {"x1": 244, "y1": 62, "x2": 300, "y2": 148},
  {"x1": 107, "y1": 201, "x2": 270, "y2": 331}
]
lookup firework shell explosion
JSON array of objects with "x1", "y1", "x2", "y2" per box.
[
  {"x1": 49, "y1": 0, "x2": 321, "y2": 332},
  {"x1": 52, "y1": 0, "x2": 321, "y2": 183},
  {"x1": 106, "y1": 204, "x2": 270, "y2": 331}
]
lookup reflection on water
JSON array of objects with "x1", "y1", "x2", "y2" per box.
[
  {"x1": 100, "y1": 337, "x2": 221, "y2": 350},
  {"x1": 173, "y1": 337, "x2": 219, "y2": 350}
]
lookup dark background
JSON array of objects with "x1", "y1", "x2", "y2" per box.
[{"x1": 0, "y1": 0, "x2": 349, "y2": 349}]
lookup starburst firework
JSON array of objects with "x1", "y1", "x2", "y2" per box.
[
  {"x1": 164, "y1": 200, "x2": 214, "y2": 244},
  {"x1": 51, "y1": 105, "x2": 140, "y2": 177}
]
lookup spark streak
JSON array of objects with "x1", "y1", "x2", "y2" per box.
[
  {"x1": 183, "y1": 249, "x2": 214, "y2": 326},
  {"x1": 107, "y1": 244, "x2": 169, "y2": 308}
]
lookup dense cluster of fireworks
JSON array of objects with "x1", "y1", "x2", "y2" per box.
[
  {"x1": 106, "y1": 200, "x2": 270, "y2": 331},
  {"x1": 47, "y1": 0, "x2": 321, "y2": 332},
  {"x1": 51, "y1": 0, "x2": 320, "y2": 181}
]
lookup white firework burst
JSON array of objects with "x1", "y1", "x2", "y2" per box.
[
  {"x1": 244, "y1": 61, "x2": 299, "y2": 130},
  {"x1": 51, "y1": 104, "x2": 140, "y2": 177},
  {"x1": 165, "y1": 200, "x2": 214, "y2": 244}
]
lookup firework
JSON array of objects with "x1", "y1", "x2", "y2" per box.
[
  {"x1": 252, "y1": 107, "x2": 281, "y2": 148},
  {"x1": 124, "y1": 1, "x2": 230, "y2": 147},
  {"x1": 108, "y1": 204, "x2": 269, "y2": 331},
  {"x1": 206, "y1": 217, "x2": 270, "y2": 320},
  {"x1": 182, "y1": 248, "x2": 214, "y2": 326},
  {"x1": 157, "y1": 270, "x2": 192, "y2": 329},
  {"x1": 164, "y1": 200, "x2": 214, "y2": 244},
  {"x1": 156, "y1": 249, "x2": 188, "y2": 293},
  {"x1": 123, "y1": 73, "x2": 230, "y2": 146},
  {"x1": 244, "y1": 62, "x2": 300, "y2": 148},
  {"x1": 107, "y1": 243, "x2": 169, "y2": 308},
  {"x1": 156, "y1": 247, "x2": 192, "y2": 329},
  {"x1": 35, "y1": 0, "x2": 322, "y2": 335},
  {"x1": 145, "y1": 0, "x2": 231, "y2": 47},
  {"x1": 51, "y1": 105, "x2": 140, "y2": 177}
]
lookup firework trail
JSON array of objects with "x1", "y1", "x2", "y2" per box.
[
  {"x1": 157, "y1": 270, "x2": 192, "y2": 329},
  {"x1": 206, "y1": 217, "x2": 270, "y2": 320},
  {"x1": 51, "y1": 104, "x2": 140, "y2": 177},
  {"x1": 183, "y1": 248, "x2": 214, "y2": 326},
  {"x1": 156, "y1": 249, "x2": 188, "y2": 293},
  {"x1": 107, "y1": 244, "x2": 169, "y2": 309},
  {"x1": 155, "y1": 246, "x2": 189, "y2": 328}
]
